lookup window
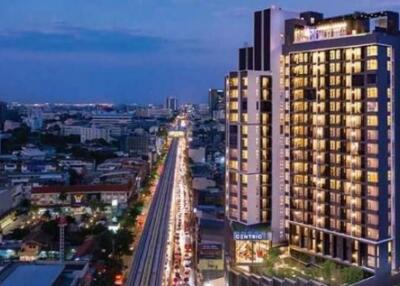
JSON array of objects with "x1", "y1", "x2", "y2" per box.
[
  {"x1": 354, "y1": 88, "x2": 361, "y2": 100},
  {"x1": 352, "y1": 75, "x2": 364, "y2": 87},
  {"x1": 367, "y1": 158, "x2": 378, "y2": 168},
  {"x1": 367, "y1": 116, "x2": 378, "y2": 126},
  {"x1": 229, "y1": 113, "x2": 239, "y2": 122},
  {"x1": 367, "y1": 102, "x2": 378, "y2": 112},
  {"x1": 367, "y1": 59, "x2": 378, "y2": 71},
  {"x1": 367, "y1": 130, "x2": 378, "y2": 140},
  {"x1": 353, "y1": 48, "x2": 361, "y2": 60},
  {"x1": 345, "y1": 49, "x2": 353, "y2": 61},
  {"x1": 229, "y1": 125, "x2": 238, "y2": 148},
  {"x1": 367, "y1": 74, "x2": 377, "y2": 85},
  {"x1": 367, "y1": 143, "x2": 379, "y2": 154},
  {"x1": 367, "y1": 45, "x2": 378, "y2": 57},
  {"x1": 367, "y1": 87, "x2": 378, "y2": 98},
  {"x1": 261, "y1": 77, "x2": 269, "y2": 88},
  {"x1": 346, "y1": 63, "x2": 352, "y2": 74}
]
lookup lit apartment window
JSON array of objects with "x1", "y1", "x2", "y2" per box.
[
  {"x1": 230, "y1": 90, "x2": 238, "y2": 99},
  {"x1": 368, "y1": 186, "x2": 379, "y2": 197},
  {"x1": 229, "y1": 160, "x2": 238, "y2": 170},
  {"x1": 353, "y1": 48, "x2": 362, "y2": 60},
  {"x1": 242, "y1": 126, "x2": 248, "y2": 135},
  {"x1": 368, "y1": 143, "x2": 379, "y2": 154},
  {"x1": 367, "y1": 102, "x2": 378, "y2": 113},
  {"x1": 367, "y1": 130, "x2": 378, "y2": 140},
  {"x1": 319, "y1": 52, "x2": 326, "y2": 62},
  {"x1": 229, "y1": 113, "x2": 239, "y2": 122},
  {"x1": 242, "y1": 77, "x2": 248, "y2": 86},
  {"x1": 312, "y1": 52, "x2": 318, "y2": 63},
  {"x1": 368, "y1": 172, "x2": 379, "y2": 183},
  {"x1": 241, "y1": 150, "x2": 248, "y2": 160},
  {"x1": 229, "y1": 101, "x2": 239, "y2": 110},
  {"x1": 367, "y1": 158, "x2": 379, "y2": 169},
  {"x1": 262, "y1": 89, "x2": 270, "y2": 100},
  {"x1": 345, "y1": 62, "x2": 353, "y2": 74},
  {"x1": 354, "y1": 61, "x2": 361, "y2": 73},
  {"x1": 345, "y1": 49, "x2": 353, "y2": 61},
  {"x1": 354, "y1": 88, "x2": 361, "y2": 99},
  {"x1": 367, "y1": 87, "x2": 378, "y2": 98},
  {"x1": 367, "y1": 228, "x2": 379, "y2": 240},
  {"x1": 387, "y1": 61, "x2": 392, "y2": 72},
  {"x1": 230, "y1": 77, "x2": 239, "y2": 86},
  {"x1": 319, "y1": 90, "x2": 326, "y2": 100},
  {"x1": 367, "y1": 45, "x2": 378, "y2": 57},
  {"x1": 345, "y1": 75, "x2": 352, "y2": 87},
  {"x1": 387, "y1": 46, "x2": 392, "y2": 58},
  {"x1": 367, "y1": 115, "x2": 378, "y2": 126},
  {"x1": 367, "y1": 59, "x2": 378, "y2": 70}
]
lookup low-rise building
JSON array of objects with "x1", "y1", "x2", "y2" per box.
[
  {"x1": 0, "y1": 262, "x2": 90, "y2": 286},
  {"x1": 188, "y1": 146, "x2": 206, "y2": 164},
  {"x1": 31, "y1": 183, "x2": 134, "y2": 208},
  {"x1": 0, "y1": 189, "x2": 14, "y2": 217},
  {"x1": 3, "y1": 120, "x2": 21, "y2": 132},
  {"x1": 80, "y1": 126, "x2": 112, "y2": 143}
]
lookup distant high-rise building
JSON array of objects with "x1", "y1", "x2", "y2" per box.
[
  {"x1": 26, "y1": 109, "x2": 43, "y2": 131},
  {"x1": 208, "y1": 89, "x2": 224, "y2": 121},
  {"x1": 165, "y1": 96, "x2": 178, "y2": 111},
  {"x1": 225, "y1": 6, "x2": 400, "y2": 282}
]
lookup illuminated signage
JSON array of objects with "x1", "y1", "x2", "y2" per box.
[
  {"x1": 199, "y1": 243, "x2": 223, "y2": 259},
  {"x1": 233, "y1": 231, "x2": 271, "y2": 241}
]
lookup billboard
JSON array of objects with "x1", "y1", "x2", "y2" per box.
[{"x1": 199, "y1": 243, "x2": 223, "y2": 260}]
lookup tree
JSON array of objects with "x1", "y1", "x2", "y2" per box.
[
  {"x1": 89, "y1": 199, "x2": 105, "y2": 213},
  {"x1": 41, "y1": 220, "x2": 59, "y2": 239},
  {"x1": 58, "y1": 192, "x2": 67, "y2": 204},
  {"x1": 69, "y1": 169, "x2": 83, "y2": 185},
  {"x1": 114, "y1": 229, "x2": 133, "y2": 256},
  {"x1": 7, "y1": 228, "x2": 30, "y2": 240},
  {"x1": 42, "y1": 210, "x2": 52, "y2": 220},
  {"x1": 264, "y1": 247, "x2": 281, "y2": 269},
  {"x1": 81, "y1": 213, "x2": 90, "y2": 223},
  {"x1": 18, "y1": 198, "x2": 31, "y2": 214}
]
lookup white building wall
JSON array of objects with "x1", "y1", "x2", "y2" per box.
[{"x1": 269, "y1": 8, "x2": 299, "y2": 244}]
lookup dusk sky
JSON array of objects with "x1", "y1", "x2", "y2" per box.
[{"x1": 0, "y1": 0, "x2": 398, "y2": 104}]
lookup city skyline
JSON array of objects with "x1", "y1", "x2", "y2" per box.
[{"x1": 0, "y1": 0, "x2": 400, "y2": 104}]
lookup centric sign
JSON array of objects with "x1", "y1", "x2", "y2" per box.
[{"x1": 233, "y1": 231, "x2": 271, "y2": 241}]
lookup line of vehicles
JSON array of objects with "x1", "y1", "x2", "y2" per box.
[{"x1": 171, "y1": 139, "x2": 194, "y2": 286}]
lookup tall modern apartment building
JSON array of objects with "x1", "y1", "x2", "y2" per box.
[
  {"x1": 208, "y1": 89, "x2": 225, "y2": 121},
  {"x1": 225, "y1": 6, "x2": 400, "y2": 278},
  {"x1": 165, "y1": 96, "x2": 178, "y2": 112}
]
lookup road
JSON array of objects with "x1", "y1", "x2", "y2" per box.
[{"x1": 126, "y1": 139, "x2": 178, "y2": 286}]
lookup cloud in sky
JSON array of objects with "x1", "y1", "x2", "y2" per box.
[{"x1": 0, "y1": 26, "x2": 203, "y2": 55}]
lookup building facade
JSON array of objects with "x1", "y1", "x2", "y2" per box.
[
  {"x1": 225, "y1": 8, "x2": 299, "y2": 267},
  {"x1": 209, "y1": 89, "x2": 225, "y2": 121},
  {"x1": 283, "y1": 11, "x2": 400, "y2": 274},
  {"x1": 165, "y1": 96, "x2": 178, "y2": 111},
  {"x1": 225, "y1": 6, "x2": 400, "y2": 277}
]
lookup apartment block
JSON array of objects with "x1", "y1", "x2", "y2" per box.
[
  {"x1": 225, "y1": 6, "x2": 400, "y2": 279},
  {"x1": 282, "y1": 11, "x2": 400, "y2": 274}
]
